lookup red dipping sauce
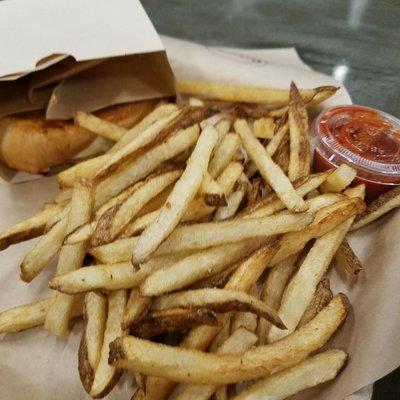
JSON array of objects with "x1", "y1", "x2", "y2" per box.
[{"x1": 314, "y1": 105, "x2": 400, "y2": 200}]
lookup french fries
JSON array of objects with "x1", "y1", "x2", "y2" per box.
[
  {"x1": 178, "y1": 80, "x2": 337, "y2": 106},
  {"x1": 151, "y1": 288, "x2": 285, "y2": 329},
  {"x1": 235, "y1": 119, "x2": 307, "y2": 212},
  {"x1": 320, "y1": 163, "x2": 357, "y2": 193},
  {"x1": 45, "y1": 179, "x2": 94, "y2": 336},
  {"x1": 0, "y1": 297, "x2": 82, "y2": 333},
  {"x1": 131, "y1": 125, "x2": 219, "y2": 263},
  {"x1": 257, "y1": 253, "x2": 298, "y2": 344},
  {"x1": 0, "y1": 203, "x2": 64, "y2": 250},
  {"x1": 352, "y1": 185, "x2": 400, "y2": 230},
  {"x1": 20, "y1": 215, "x2": 69, "y2": 282},
  {"x1": 288, "y1": 82, "x2": 311, "y2": 181},
  {"x1": 75, "y1": 110, "x2": 127, "y2": 142},
  {"x1": 109, "y1": 294, "x2": 349, "y2": 384},
  {"x1": 78, "y1": 291, "x2": 107, "y2": 393},
  {"x1": 90, "y1": 290, "x2": 128, "y2": 398},
  {"x1": 1, "y1": 85, "x2": 385, "y2": 400},
  {"x1": 232, "y1": 349, "x2": 347, "y2": 400},
  {"x1": 268, "y1": 188, "x2": 364, "y2": 342}
]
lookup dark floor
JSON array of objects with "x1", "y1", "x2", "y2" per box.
[{"x1": 141, "y1": 1, "x2": 400, "y2": 398}]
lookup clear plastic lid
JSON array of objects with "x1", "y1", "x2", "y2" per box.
[{"x1": 315, "y1": 105, "x2": 400, "y2": 183}]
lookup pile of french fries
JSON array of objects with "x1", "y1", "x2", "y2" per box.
[{"x1": 1, "y1": 80, "x2": 400, "y2": 400}]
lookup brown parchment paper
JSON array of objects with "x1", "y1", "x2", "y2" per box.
[{"x1": 1, "y1": 38, "x2": 398, "y2": 400}]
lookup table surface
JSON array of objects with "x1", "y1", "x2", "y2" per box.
[{"x1": 141, "y1": 1, "x2": 400, "y2": 398}]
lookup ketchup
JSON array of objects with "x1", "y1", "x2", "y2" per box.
[{"x1": 314, "y1": 105, "x2": 400, "y2": 200}]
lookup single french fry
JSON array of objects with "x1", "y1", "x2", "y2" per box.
[
  {"x1": 288, "y1": 82, "x2": 311, "y2": 181},
  {"x1": 150, "y1": 212, "x2": 313, "y2": 255},
  {"x1": 20, "y1": 215, "x2": 69, "y2": 282},
  {"x1": 188, "y1": 97, "x2": 205, "y2": 107},
  {"x1": 268, "y1": 188, "x2": 364, "y2": 342},
  {"x1": 177, "y1": 81, "x2": 336, "y2": 106},
  {"x1": 140, "y1": 240, "x2": 263, "y2": 296},
  {"x1": 232, "y1": 349, "x2": 347, "y2": 400},
  {"x1": 320, "y1": 164, "x2": 357, "y2": 193},
  {"x1": 253, "y1": 117, "x2": 275, "y2": 139},
  {"x1": 0, "y1": 203, "x2": 65, "y2": 251},
  {"x1": 151, "y1": 288, "x2": 285, "y2": 329},
  {"x1": 235, "y1": 119, "x2": 307, "y2": 212},
  {"x1": 256, "y1": 253, "x2": 298, "y2": 345},
  {"x1": 298, "y1": 278, "x2": 333, "y2": 327},
  {"x1": 0, "y1": 297, "x2": 82, "y2": 334},
  {"x1": 208, "y1": 133, "x2": 240, "y2": 178},
  {"x1": 132, "y1": 125, "x2": 219, "y2": 263},
  {"x1": 272, "y1": 130, "x2": 290, "y2": 173},
  {"x1": 109, "y1": 294, "x2": 349, "y2": 384},
  {"x1": 90, "y1": 290, "x2": 128, "y2": 398},
  {"x1": 75, "y1": 110, "x2": 127, "y2": 142},
  {"x1": 44, "y1": 179, "x2": 94, "y2": 336},
  {"x1": 95, "y1": 124, "x2": 200, "y2": 208},
  {"x1": 122, "y1": 289, "x2": 151, "y2": 330},
  {"x1": 266, "y1": 120, "x2": 289, "y2": 156},
  {"x1": 351, "y1": 185, "x2": 400, "y2": 231},
  {"x1": 78, "y1": 291, "x2": 107, "y2": 393},
  {"x1": 335, "y1": 238, "x2": 363, "y2": 276}
]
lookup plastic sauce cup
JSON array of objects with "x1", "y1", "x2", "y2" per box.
[{"x1": 314, "y1": 105, "x2": 400, "y2": 200}]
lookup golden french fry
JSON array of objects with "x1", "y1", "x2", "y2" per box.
[
  {"x1": 45, "y1": 179, "x2": 94, "y2": 336},
  {"x1": 131, "y1": 308, "x2": 218, "y2": 339},
  {"x1": 122, "y1": 289, "x2": 151, "y2": 330},
  {"x1": 320, "y1": 164, "x2": 357, "y2": 193},
  {"x1": 253, "y1": 117, "x2": 275, "y2": 139},
  {"x1": 20, "y1": 215, "x2": 69, "y2": 282},
  {"x1": 235, "y1": 119, "x2": 307, "y2": 212},
  {"x1": 288, "y1": 82, "x2": 311, "y2": 181},
  {"x1": 0, "y1": 203, "x2": 65, "y2": 251},
  {"x1": 177, "y1": 81, "x2": 337, "y2": 106},
  {"x1": 257, "y1": 253, "x2": 298, "y2": 345},
  {"x1": 132, "y1": 125, "x2": 219, "y2": 263},
  {"x1": 78, "y1": 291, "x2": 107, "y2": 393},
  {"x1": 352, "y1": 185, "x2": 400, "y2": 231},
  {"x1": 335, "y1": 238, "x2": 363, "y2": 276},
  {"x1": 90, "y1": 290, "x2": 128, "y2": 398},
  {"x1": 208, "y1": 133, "x2": 240, "y2": 178},
  {"x1": 0, "y1": 297, "x2": 82, "y2": 334},
  {"x1": 272, "y1": 130, "x2": 290, "y2": 173},
  {"x1": 188, "y1": 97, "x2": 205, "y2": 107},
  {"x1": 232, "y1": 349, "x2": 347, "y2": 400},
  {"x1": 148, "y1": 212, "x2": 313, "y2": 255},
  {"x1": 151, "y1": 288, "x2": 285, "y2": 329},
  {"x1": 298, "y1": 278, "x2": 333, "y2": 327},
  {"x1": 95, "y1": 124, "x2": 200, "y2": 208},
  {"x1": 75, "y1": 110, "x2": 127, "y2": 142},
  {"x1": 109, "y1": 294, "x2": 349, "y2": 384}
]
